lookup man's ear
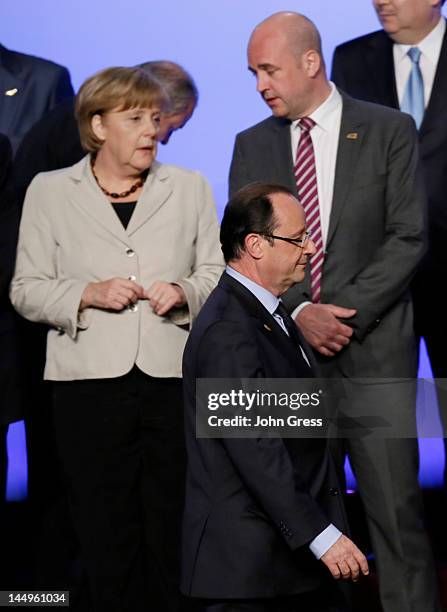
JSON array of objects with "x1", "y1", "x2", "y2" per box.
[
  {"x1": 91, "y1": 114, "x2": 106, "y2": 141},
  {"x1": 244, "y1": 233, "x2": 265, "y2": 260},
  {"x1": 303, "y1": 49, "x2": 322, "y2": 78}
]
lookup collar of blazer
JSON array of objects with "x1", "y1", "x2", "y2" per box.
[
  {"x1": 420, "y1": 20, "x2": 447, "y2": 139},
  {"x1": 363, "y1": 31, "x2": 398, "y2": 109},
  {"x1": 67, "y1": 155, "x2": 173, "y2": 243},
  {"x1": 219, "y1": 271, "x2": 315, "y2": 374}
]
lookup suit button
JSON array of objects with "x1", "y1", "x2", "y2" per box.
[
  {"x1": 128, "y1": 303, "x2": 138, "y2": 312},
  {"x1": 126, "y1": 248, "x2": 135, "y2": 257},
  {"x1": 329, "y1": 487, "x2": 340, "y2": 496},
  {"x1": 128, "y1": 275, "x2": 136, "y2": 281}
]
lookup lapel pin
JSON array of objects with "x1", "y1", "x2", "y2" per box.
[
  {"x1": 263, "y1": 323, "x2": 272, "y2": 332},
  {"x1": 5, "y1": 88, "x2": 18, "y2": 96},
  {"x1": 347, "y1": 132, "x2": 358, "y2": 140}
]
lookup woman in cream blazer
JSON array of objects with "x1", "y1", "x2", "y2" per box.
[{"x1": 10, "y1": 67, "x2": 224, "y2": 612}]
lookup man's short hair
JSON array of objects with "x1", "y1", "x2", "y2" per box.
[
  {"x1": 75, "y1": 66, "x2": 168, "y2": 152},
  {"x1": 220, "y1": 182, "x2": 295, "y2": 263},
  {"x1": 139, "y1": 60, "x2": 198, "y2": 114}
]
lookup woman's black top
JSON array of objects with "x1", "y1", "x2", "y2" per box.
[{"x1": 111, "y1": 201, "x2": 137, "y2": 229}]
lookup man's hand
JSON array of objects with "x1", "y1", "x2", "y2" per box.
[
  {"x1": 321, "y1": 534, "x2": 369, "y2": 582},
  {"x1": 296, "y1": 303, "x2": 356, "y2": 357},
  {"x1": 145, "y1": 281, "x2": 186, "y2": 316},
  {"x1": 80, "y1": 278, "x2": 145, "y2": 311}
]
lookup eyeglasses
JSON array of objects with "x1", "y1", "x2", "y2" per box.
[{"x1": 261, "y1": 230, "x2": 311, "y2": 248}]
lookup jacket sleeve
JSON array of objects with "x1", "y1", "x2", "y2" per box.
[
  {"x1": 9, "y1": 173, "x2": 88, "y2": 339},
  {"x1": 172, "y1": 172, "x2": 225, "y2": 326},
  {"x1": 196, "y1": 319, "x2": 331, "y2": 550}
]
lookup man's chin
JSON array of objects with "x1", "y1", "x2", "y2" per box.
[{"x1": 270, "y1": 106, "x2": 287, "y2": 118}]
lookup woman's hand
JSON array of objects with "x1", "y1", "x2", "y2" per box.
[
  {"x1": 145, "y1": 281, "x2": 186, "y2": 316},
  {"x1": 80, "y1": 278, "x2": 146, "y2": 311}
]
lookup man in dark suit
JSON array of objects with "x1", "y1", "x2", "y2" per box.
[
  {"x1": 0, "y1": 44, "x2": 73, "y2": 154},
  {"x1": 0, "y1": 133, "x2": 20, "y2": 503},
  {"x1": 181, "y1": 182, "x2": 368, "y2": 612},
  {"x1": 331, "y1": 0, "x2": 447, "y2": 472},
  {"x1": 229, "y1": 11, "x2": 440, "y2": 612}
]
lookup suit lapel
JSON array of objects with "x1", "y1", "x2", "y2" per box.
[
  {"x1": 0, "y1": 45, "x2": 24, "y2": 137},
  {"x1": 366, "y1": 33, "x2": 398, "y2": 108},
  {"x1": 126, "y1": 161, "x2": 172, "y2": 236},
  {"x1": 326, "y1": 94, "x2": 365, "y2": 248},
  {"x1": 220, "y1": 273, "x2": 312, "y2": 372},
  {"x1": 420, "y1": 22, "x2": 447, "y2": 138},
  {"x1": 67, "y1": 158, "x2": 172, "y2": 244},
  {"x1": 67, "y1": 157, "x2": 130, "y2": 244}
]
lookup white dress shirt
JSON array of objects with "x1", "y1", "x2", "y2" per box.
[
  {"x1": 393, "y1": 17, "x2": 445, "y2": 109},
  {"x1": 226, "y1": 266, "x2": 342, "y2": 559}
]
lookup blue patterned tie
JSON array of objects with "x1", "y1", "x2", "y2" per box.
[{"x1": 400, "y1": 47, "x2": 424, "y2": 129}]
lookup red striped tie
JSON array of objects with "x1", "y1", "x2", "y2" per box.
[{"x1": 294, "y1": 117, "x2": 323, "y2": 303}]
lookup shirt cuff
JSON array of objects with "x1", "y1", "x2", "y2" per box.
[
  {"x1": 291, "y1": 301, "x2": 312, "y2": 321},
  {"x1": 309, "y1": 524, "x2": 342, "y2": 559}
]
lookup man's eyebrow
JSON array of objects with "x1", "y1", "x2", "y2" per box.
[
  {"x1": 290, "y1": 226, "x2": 306, "y2": 238},
  {"x1": 248, "y1": 63, "x2": 278, "y2": 73}
]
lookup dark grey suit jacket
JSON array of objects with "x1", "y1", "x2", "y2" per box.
[
  {"x1": 229, "y1": 93, "x2": 426, "y2": 378},
  {"x1": 0, "y1": 44, "x2": 73, "y2": 154}
]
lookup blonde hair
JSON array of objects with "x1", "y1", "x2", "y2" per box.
[{"x1": 76, "y1": 66, "x2": 168, "y2": 152}]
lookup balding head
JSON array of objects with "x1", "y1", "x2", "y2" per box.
[
  {"x1": 250, "y1": 12, "x2": 322, "y2": 60},
  {"x1": 247, "y1": 11, "x2": 330, "y2": 120}
]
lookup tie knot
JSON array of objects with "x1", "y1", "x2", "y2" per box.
[
  {"x1": 298, "y1": 117, "x2": 316, "y2": 133},
  {"x1": 275, "y1": 301, "x2": 288, "y2": 319},
  {"x1": 407, "y1": 47, "x2": 421, "y2": 64}
]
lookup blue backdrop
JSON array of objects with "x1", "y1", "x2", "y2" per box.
[{"x1": 1, "y1": 1, "x2": 445, "y2": 498}]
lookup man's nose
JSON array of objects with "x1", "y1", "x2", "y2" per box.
[
  {"x1": 305, "y1": 237, "x2": 317, "y2": 257},
  {"x1": 256, "y1": 73, "x2": 268, "y2": 93}
]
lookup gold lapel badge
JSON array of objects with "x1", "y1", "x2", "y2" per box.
[
  {"x1": 347, "y1": 132, "x2": 358, "y2": 140},
  {"x1": 5, "y1": 88, "x2": 18, "y2": 97},
  {"x1": 263, "y1": 323, "x2": 272, "y2": 332}
]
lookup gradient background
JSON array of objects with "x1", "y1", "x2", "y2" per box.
[{"x1": 1, "y1": 1, "x2": 445, "y2": 498}]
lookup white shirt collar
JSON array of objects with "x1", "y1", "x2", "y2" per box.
[
  {"x1": 225, "y1": 265, "x2": 279, "y2": 315},
  {"x1": 394, "y1": 16, "x2": 445, "y2": 64},
  {"x1": 291, "y1": 82, "x2": 342, "y2": 134}
]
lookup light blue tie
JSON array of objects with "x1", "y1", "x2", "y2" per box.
[{"x1": 400, "y1": 47, "x2": 424, "y2": 129}]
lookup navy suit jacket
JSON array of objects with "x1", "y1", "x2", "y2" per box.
[
  {"x1": 0, "y1": 44, "x2": 73, "y2": 154},
  {"x1": 332, "y1": 26, "x2": 447, "y2": 294},
  {"x1": 0, "y1": 133, "x2": 22, "y2": 423},
  {"x1": 181, "y1": 272, "x2": 347, "y2": 598}
]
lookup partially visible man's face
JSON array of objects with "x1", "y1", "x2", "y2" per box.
[
  {"x1": 158, "y1": 99, "x2": 195, "y2": 145},
  {"x1": 248, "y1": 28, "x2": 311, "y2": 120},
  {"x1": 261, "y1": 192, "x2": 315, "y2": 295},
  {"x1": 373, "y1": 0, "x2": 440, "y2": 42}
]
